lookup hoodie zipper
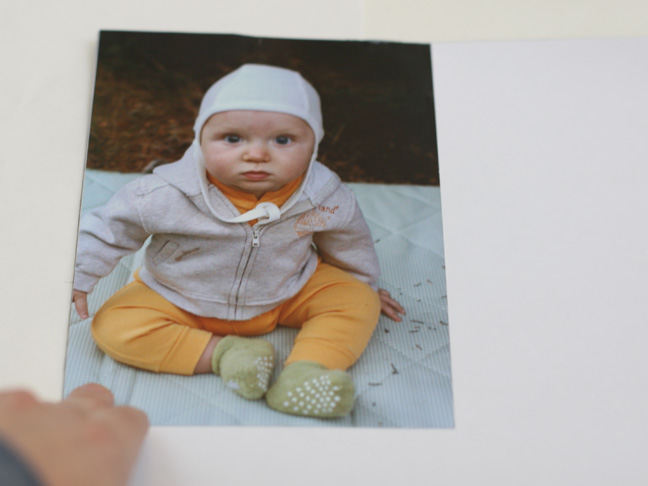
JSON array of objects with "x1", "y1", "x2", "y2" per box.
[
  {"x1": 233, "y1": 224, "x2": 263, "y2": 316},
  {"x1": 232, "y1": 208, "x2": 311, "y2": 317}
]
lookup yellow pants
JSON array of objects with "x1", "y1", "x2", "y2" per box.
[{"x1": 91, "y1": 262, "x2": 381, "y2": 375}]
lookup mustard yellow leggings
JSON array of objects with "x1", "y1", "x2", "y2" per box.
[{"x1": 91, "y1": 262, "x2": 381, "y2": 375}]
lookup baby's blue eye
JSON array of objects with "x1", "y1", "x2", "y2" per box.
[
  {"x1": 274, "y1": 136, "x2": 292, "y2": 145},
  {"x1": 224, "y1": 135, "x2": 241, "y2": 143}
]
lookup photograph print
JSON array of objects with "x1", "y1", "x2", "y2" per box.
[{"x1": 64, "y1": 30, "x2": 453, "y2": 428}]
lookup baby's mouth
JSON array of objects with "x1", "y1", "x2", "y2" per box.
[{"x1": 242, "y1": 171, "x2": 270, "y2": 181}]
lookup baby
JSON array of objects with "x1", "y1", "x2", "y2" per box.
[{"x1": 73, "y1": 64, "x2": 405, "y2": 418}]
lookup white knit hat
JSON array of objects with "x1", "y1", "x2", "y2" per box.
[{"x1": 193, "y1": 64, "x2": 324, "y2": 145}]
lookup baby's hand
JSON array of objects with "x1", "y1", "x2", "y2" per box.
[
  {"x1": 378, "y1": 289, "x2": 406, "y2": 322},
  {"x1": 73, "y1": 290, "x2": 89, "y2": 319}
]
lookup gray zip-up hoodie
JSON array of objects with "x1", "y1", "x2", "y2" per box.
[{"x1": 74, "y1": 64, "x2": 380, "y2": 320}]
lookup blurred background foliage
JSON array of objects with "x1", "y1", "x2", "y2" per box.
[{"x1": 88, "y1": 31, "x2": 438, "y2": 185}]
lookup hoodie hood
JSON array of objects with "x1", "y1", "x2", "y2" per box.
[{"x1": 189, "y1": 64, "x2": 324, "y2": 226}]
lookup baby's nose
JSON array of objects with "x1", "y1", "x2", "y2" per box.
[{"x1": 242, "y1": 144, "x2": 270, "y2": 162}]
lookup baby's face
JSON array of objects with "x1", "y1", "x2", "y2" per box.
[{"x1": 200, "y1": 110, "x2": 315, "y2": 198}]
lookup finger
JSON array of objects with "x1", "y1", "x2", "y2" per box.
[
  {"x1": 87, "y1": 406, "x2": 149, "y2": 459},
  {"x1": 380, "y1": 294, "x2": 406, "y2": 314},
  {"x1": 65, "y1": 383, "x2": 115, "y2": 413},
  {"x1": 383, "y1": 295, "x2": 406, "y2": 315},
  {"x1": 378, "y1": 290, "x2": 406, "y2": 312},
  {"x1": 380, "y1": 303, "x2": 402, "y2": 322},
  {"x1": 0, "y1": 389, "x2": 39, "y2": 412},
  {"x1": 390, "y1": 299, "x2": 406, "y2": 315},
  {"x1": 74, "y1": 294, "x2": 89, "y2": 319},
  {"x1": 386, "y1": 311, "x2": 402, "y2": 322},
  {"x1": 74, "y1": 406, "x2": 148, "y2": 486},
  {"x1": 96, "y1": 406, "x2": 149, "y2": 442}
]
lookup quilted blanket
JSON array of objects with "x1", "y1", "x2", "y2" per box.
[{"x1": 64, "y1": 169, "x2": 454, "y2": 428}]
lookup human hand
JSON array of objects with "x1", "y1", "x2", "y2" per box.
[
  {"x1": 0, "y1": 383, "x2": 149, "y2": 486},
  {"x1": 378, "y1": 288, "x2": 406, "y2": 322},
  {"x1": 72, "y1": 290, "x2": 89, "y2": 319}
]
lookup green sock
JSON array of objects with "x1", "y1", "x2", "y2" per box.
[
  {"x1": 265, "y1": 361, "x2": 355, "y2": 418},
  {"x1": 211, "y1": 336, "x2": 275, "y2": 400}
]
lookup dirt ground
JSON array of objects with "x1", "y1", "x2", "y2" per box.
[{"x1": 87, "y1": 31, "x2": 439, "y2": 185}]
